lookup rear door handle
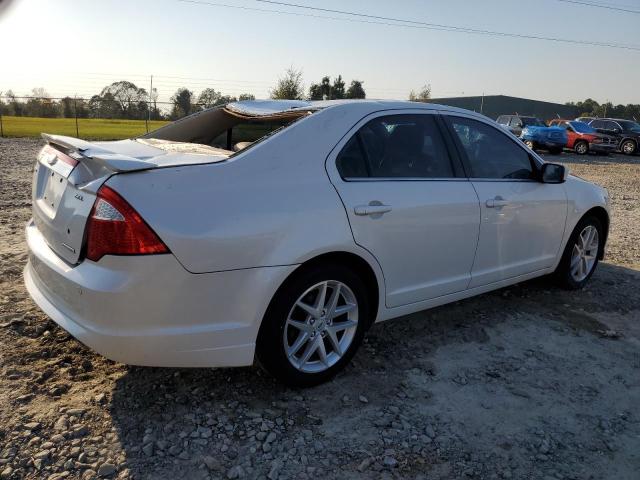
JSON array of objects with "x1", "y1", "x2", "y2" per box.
[
  {"x1": 354, "y1": 204, "x2": 392, "y2": 216},
  {"x1": 486, "y1": 197, "x2": 509, "y2": 208}
]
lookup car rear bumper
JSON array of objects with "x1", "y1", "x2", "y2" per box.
[{"x1": 24, "y1": 220, "x2": 297, "y2": 367}]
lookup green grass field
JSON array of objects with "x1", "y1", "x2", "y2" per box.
[{"x1": 0, "y1": 116, "x2": 170, "y2": 140}]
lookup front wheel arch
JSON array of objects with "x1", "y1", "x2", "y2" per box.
[{"x1": 582, "y1": 207, "x2": 609, "y2": 259}]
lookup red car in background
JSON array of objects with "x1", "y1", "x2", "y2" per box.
[{"x1": 549, "y1": 119, "x2": 618, "y2": 155}]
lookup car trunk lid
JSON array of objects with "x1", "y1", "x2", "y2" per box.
[{"x1": 32, "y1": 134, "x2": 230, "y2": 265}]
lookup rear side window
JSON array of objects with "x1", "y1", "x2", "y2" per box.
[
  {"x1": 336, "y1": 114, "x2": 455, "y2": 179},
  {"x1": 496, "y1": 115, "x2": 509, "y2": 125},
  {"x1": 445, "y1": 116, "x2": 534, "y2": 180}
]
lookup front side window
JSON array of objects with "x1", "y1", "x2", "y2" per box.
[
  {"x1": 619, "y1": 120, "x2": 640, "y2": 133},
  {"x1": 446, "y1": 116, "x2": 535, "y2": 180},
  {"x1": 336, "y1": 114, "x2": 455, "y2": 179}
]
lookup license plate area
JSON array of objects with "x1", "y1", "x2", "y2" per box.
[{"x1": 35, "y1": 165, "x2": 68, "y2": 218}]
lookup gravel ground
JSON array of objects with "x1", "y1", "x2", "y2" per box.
[{"x1": 0, "y1": 138, "x2": 639, "y2": 480}]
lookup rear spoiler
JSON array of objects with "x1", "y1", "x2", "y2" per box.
[{"x1": 42, "y1": 133, "x2": 156, "y2": 173}]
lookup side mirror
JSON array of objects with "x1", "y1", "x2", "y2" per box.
[{"x1": 541, "y1": 162, "x2": 568, "y2": 184}]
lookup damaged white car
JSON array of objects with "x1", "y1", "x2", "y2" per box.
[{"x1": 24, "y1": 100, "x2": 610, "y2": 386}]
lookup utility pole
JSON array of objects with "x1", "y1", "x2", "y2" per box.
[
  {"x1": 147, "y1": 74, "x2": 153, "y2": 133},
  {"x1": 0, "y1": 91, "x2": 4, "y2": 138},
  {"x1": 74, "y1": 95, "x2": 79, "y2": 138},
  {"x1": 480, "y1": 92, "x2": 484, "y2": 115}
]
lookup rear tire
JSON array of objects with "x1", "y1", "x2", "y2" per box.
[
  {"x1": 574, "y1": 140, "x2": 589, "y2": 155},
  {"x1": 554, "y1": 215, "x2": 603, "y2": 290},
  {"x1": 256, "y1": 264, "x2": 371, "y2": 387},
  {"x1": 621, "y1": 139, "x2": 637, "y2": 155}
]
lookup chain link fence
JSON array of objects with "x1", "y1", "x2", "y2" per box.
[{"x1": 0, "y1": 95, "x2": 222, "y2": 140}]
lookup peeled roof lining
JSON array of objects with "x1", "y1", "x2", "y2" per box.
[{"x1": 223, "y1": 99, "x2": 323, "y2": 120}]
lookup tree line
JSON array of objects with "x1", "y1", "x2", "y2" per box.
[
  {"x1": 1, "y1": 68, "x2": 637, "y2": 121},
  {"x1": 565, "y1": 98, "x2": 640, "y2": 122}
]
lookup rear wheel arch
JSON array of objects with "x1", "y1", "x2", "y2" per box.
[{"x1": 260, "y1": 252, "x2": 380, "y2": 333}]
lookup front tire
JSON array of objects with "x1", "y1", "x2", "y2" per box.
[
  {"x1": 555, "y1": 216, "x2": 603, "y2": 289},
  {"x1": 574, "y1": 140, "x2": 589, "y2": 155},
  {"x1": 256, "y1": 264, "x2": 370, "y2": 387}
]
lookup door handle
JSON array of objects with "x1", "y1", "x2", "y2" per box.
[
  {"x1": 486, "y1": 197, "x2": 509, "y2": 208},
  {"x1": 354, "y1": 204, "x2": 392, "y2": 216}
]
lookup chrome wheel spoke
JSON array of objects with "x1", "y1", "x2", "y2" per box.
[
  {"x1": 298, "y1": 337, "x2": 319, "y2": 366},
  {"x1": 333, "y1": 303, "x2": 356, "y2": 317},
  {"x1": 317, "y1": 337, "x2": 329, "y2": 366},
  {"x1": 570, "y1": 250, "x2": 581, "y2": 269},
  {"x1": 287, "y1": 332, "x2": 309, "y2": 357},
  {"x1": 287, "y1": 319, "x2": 313, "y2": 333},
  {"x1": 296, "y1": 300, "x2": 317, "y2": 317},
  {"x1": 315, "y1": 282, "x2": 328, "y2": 311},
  {"x1": 325, "y1": 328, "x2": 342, "y2": 356},
  {"x1": 325, "y1": 283, "x2": 341, "y2": 317},
  {"x1": 329, "y1": 319, "x2": 358, "y2": 333}
]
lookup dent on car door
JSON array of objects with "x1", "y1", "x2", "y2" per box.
[
  {"x1": 442, "y1": 114, "x2": 567, "y2": 287},
  {"x1": 327, "y1": 112, "x2": 480, "y2": 308}
]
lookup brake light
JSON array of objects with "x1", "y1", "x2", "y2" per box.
[{"x1": 86, "y1": 186, "x2": 169, "y2": 261}]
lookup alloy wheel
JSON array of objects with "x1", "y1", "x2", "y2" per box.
[
  {"x1": 570, "y1": 225, "x2": 599, "y2": 282},
  {"x1": 575, "y1": 142, "x2": 588, "y2": 155},
  {"x1": 283, "y1": 280, "x2": 358, "y2": 373},
  {"x1": 622, "y1": 140, "x2": 635, "y2": 155}
]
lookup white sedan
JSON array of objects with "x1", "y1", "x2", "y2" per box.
[{"x1": 24, "y1": 100, "x2": 610, "y2": 386}]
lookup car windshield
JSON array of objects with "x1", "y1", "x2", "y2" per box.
[
  {"x1": 618, "y1": 120, "x2": 640, "y2": 133},
  {"x1": 521, "y1": 117, "x2": 546, "y2": 127},
  {"x1": 570, "y1": 121, "x2": 596, "y2": 133}
]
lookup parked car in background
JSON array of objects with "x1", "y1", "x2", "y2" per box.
[
  {"x1": 497, "y1": 114, "x2": 544, "y2": 136},
  {"x1": 575, "y1": 116, "x2": 596, "y2": 124},
  {"x1": 496, "y1": 114, "x2": 567, "y2": 154},
  {"x1": 549, "y1": 119, "x2": 618, "y2": 155},
  {"x1": 587, "y1": 118, "x2": 640, "y2": 155},
  {"x1": 24, "y1": 100, "x2": 610, "y2": 386}
]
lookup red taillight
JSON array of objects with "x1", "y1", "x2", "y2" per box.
[{"x1": 86, "y1": 186, "x2": 169, "y2": 262}]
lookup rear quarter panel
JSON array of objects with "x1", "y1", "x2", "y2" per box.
[{"x1": 105, "y1": 104, "x2": 385, "y2": 274}]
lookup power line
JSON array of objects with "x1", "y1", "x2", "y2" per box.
[
  {"x1": 555, "y1": 0, "x2": 640, "y2": 14},
  {"x1": 248, "y1": 0, "x2": 640, "y2": 50}
]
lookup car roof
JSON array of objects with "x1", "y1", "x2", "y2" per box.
[
  {"x1": 224, "y1": 99, "x2": 479, "y2": 118},
  {"x1": 594, "y1": 118, "x2": 631, "y2": 122}
]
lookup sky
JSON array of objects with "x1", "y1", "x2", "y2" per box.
[{"x1": 0, "y1": 0, "x2": 639, "y2": 105}]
